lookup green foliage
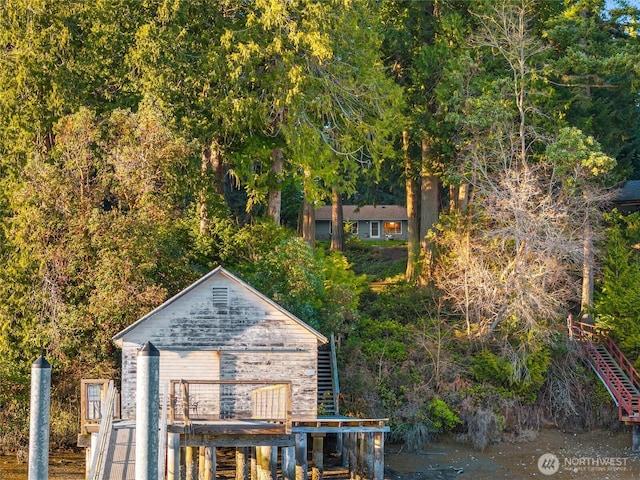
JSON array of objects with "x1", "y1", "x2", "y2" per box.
[
  {"x1": 543, "y1": 0, "x2": 640, "y2": 175},
  {"x1": 595, "y1": 211, "x2": 640, "y2": 361},
  {"x1": 216, "y1": 222, "x2": 365, "y2": 334},
  {"x1": 359, "y1": 282, "x2": 437, "y2": 325},
  {"x1": 546, "y1": 127, "x2": 618, "y2": 189},
  {"x1": 426, "y1": 397, "x2": 461, "y2": 432},
  {"x1": 343, "y1": 239, "x2": 407, "y2": 281},
  {"x1": 472, "y1": 347, "x2": 550, "y2": 402}
]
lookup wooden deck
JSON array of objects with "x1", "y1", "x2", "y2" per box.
[
  {"x1": 88, "y1": 416, "x2": 388, "y2": 480},
  {"x1": 81, "y1": 379, "x2": 387, "y2": 480}
]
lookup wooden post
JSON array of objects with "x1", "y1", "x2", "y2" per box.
[
  {"x1": 86, "y1": 436, "x2": 96, "y2": 480},
  {"x1": 341, "y1": 433, "x2": 349, "y2": 468},
  {"x1": 282, "y1": 446, "x2": 295, "y2": 480},
  {"x1": 364, "y1": 433, "x2": 374, "y2": 480},
  {"x1": 186, "y1": 446, "x2": 198, "y2": 480},
  {"x1": 167, "y1": 432, "x2": 180, "y2": 480},
  {"x1": 199, "y1": 446, "x2": 206, "y2": 480},
  {"x1": 311, "y1": 435, "x2": 324, "y2": 480},
  {"x1": 356, "y1": 433, "x2": 366, "y2": 480},
  {"x1": 335, "y1": 432, "x2": 343, "y2": 461},
  {"x1": 348, "y1": 433, "x2": 357, "y2": 480},
  {"x1": 250, "y1": 447, "x2": 257, "y2": 480},
  {"x1": 204, "y1": 447, "x2": 215, "y2": 480},
  {"x1": 256, "y1": 446, "x2": 271, "y2": 480},
  {"x1": 295, "y1": 433, "x2": 308, "y2": 480},
  {"x1": 236, "y1": 447, "x2": 249, "y2": 480},
  {"x1": 373, "y1": 432, "x2": 384, "y2": 480},
  {"x1": 270, "y1": 446, "x2": 278, "y2": 479},
  {"x1": 182, "y1": 382, "x2": 191, "y2": 430}
]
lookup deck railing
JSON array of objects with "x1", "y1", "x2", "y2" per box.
[
  {"x1": 88, "y1": 380, "x2": 117, "y2": 480},
  {"x1": 568, "y1": 316, "x2": 640, "y2": 420},
  {"x1": 168, "y1": 380, "x2": 292, "y2": 433}
]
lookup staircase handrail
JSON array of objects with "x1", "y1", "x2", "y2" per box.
[
  {"x1": 568, "y1": 317, "x2": 608, "y2": 343},
  {"x1": 586, "y1": 342, "x2": 640, "y2": 418},
  {"x1": 158, "y1": 381, "x2": 168, "y2": 480},
  {"x1": 568, "y1": 316, "x2": 640, "y2": 394},
  {"x1": 330, "y1": 333, "x2": 340, "y2": 416},
  {"x1": 602, "y1": 336, "x2": 640, "y2": 393},
  {"x1": 88, "y1": 380, "x2": 117, "y2": 480}
]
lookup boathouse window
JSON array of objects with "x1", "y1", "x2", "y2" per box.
[
  {"x1": 87, "y1": 384, "x2": 102, "y2": 420},
  {"x1": 212, "y1": 287, "x2": 229, "y2": 307}
]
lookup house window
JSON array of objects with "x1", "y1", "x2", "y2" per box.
[
  {"x1": 212, "y1": 287, "x2": 229, "y2": 307},
  {"x1": 370, "y1": 221, "x2": 380, "y2": 238},
  {"x1": 344, "y1": 221, "x2": 358, "y2": 234},
  {"x1": 383, "y1": 221, "x2": 402, "y2": 235}
]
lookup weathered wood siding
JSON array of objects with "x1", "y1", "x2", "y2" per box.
[{"x1": 118, "y1": 274, "x2": 320, "y2": 420}]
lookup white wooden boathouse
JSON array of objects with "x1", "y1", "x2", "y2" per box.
[{"x1": 79, "y1": 266, "x2": 387, "y2": 480}]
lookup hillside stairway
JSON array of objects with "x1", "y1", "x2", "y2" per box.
[
  {"x1": 568, "y1": 317, "x2": 640, "y2": 425},
  {"x1": 317, "y1": 334, "x2": 340, "y2": 416}
]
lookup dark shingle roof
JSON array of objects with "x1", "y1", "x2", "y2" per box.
[
  {"x1": 613, "y1": 180, "x2": 640, "y2": 204},
  {"x1": 315, "y1": 205, "x2": 407, "y2": 221}
]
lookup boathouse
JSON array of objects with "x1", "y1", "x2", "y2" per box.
[
  {"x1": 79, "y1": 266, "x2": 387, "y2": 480},
  {"x1": 112, "y1": 266, "x2": 327, "y2": 420}
]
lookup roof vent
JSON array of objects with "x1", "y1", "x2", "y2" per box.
[{"x1": 212, "y1": 287, "x2": 229, "y2": 307}]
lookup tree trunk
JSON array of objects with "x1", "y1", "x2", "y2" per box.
[
  {"x1": 268, "y1": 148, "x2": 284, "y2": 225},
  {"x1": 404, "y1": 130, "x2": 420, "y2": 283},
  {"x1": 302, "y1": 200, "x2": 316, "y2": 249},
  {"x1": 581, "y1": 222, "x2": 594, "y2": 320},
  {"x1": 449, "y1": 183, "x2": 468, "y2": 214},
  {"x1": 419, "y1": 136, "x2": 439, "y2": 285},
  {"x1": 199, "y1": 142, "x2": 225, "y2": 235},
  {"x1": 330, "y1": 188, "x2": 344, "y2": 252},
  {"x1": 199, "y1": 145, "x2": 212, "y2": 235}
]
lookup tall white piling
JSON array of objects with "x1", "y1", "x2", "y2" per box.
[
  {"x1": 28, "y1": 356, "x2": 51, "y2": 480},
  {"x1": 136, "y1": 342, "x2": 160, "y2": 480}
]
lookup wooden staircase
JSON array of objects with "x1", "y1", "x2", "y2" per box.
[
  {"x1": 317, "y1": 334, "x2": 340, "y2": 416},
  {"x1": 569, "y1": 317, "x2": 640, "y2": 424}
]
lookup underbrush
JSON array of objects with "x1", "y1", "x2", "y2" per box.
[
  {"x1": 340, "y1": 294, "x2": 621, "y2": 452},
  {"x1": 342, "y1": 237, "x2": 407, "y2": 281}
]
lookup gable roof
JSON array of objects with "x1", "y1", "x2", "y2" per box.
[
  {"x1": 113, "y1": 266, "x2": 327, "y2": 346},
  {"x1": 613, "y1": 180, "x2": 640, "y2": 205},
  {"x1": 315, "y1": 205, "x2": 407, "y2": 221}
]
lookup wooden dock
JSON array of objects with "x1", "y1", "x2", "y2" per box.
[{"x1": 80, "y1": 380, "x2": 388, "y2": 480}]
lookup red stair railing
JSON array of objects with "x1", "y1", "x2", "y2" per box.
[{"x1": 568, "y1": 316, "x2": 640, "y2": 421}]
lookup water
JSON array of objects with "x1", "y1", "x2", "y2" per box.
[{"x1": 0, "y1": 451, "x2": 85, "y2": 480}]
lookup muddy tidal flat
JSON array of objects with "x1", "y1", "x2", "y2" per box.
[
  {"x1": 1, "y1": 428, "x2": 639, "y2": 480},
  {"x1": 0, "y1": 450, "x2": 85, "y2": 479}
]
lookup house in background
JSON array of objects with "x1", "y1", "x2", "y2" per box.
[
  {"x1": 315, "y1": 205, "x2": 408, "y2": 241},
  {"x1": 613, "y1": 180, "x2": 640, "y2": 214}
]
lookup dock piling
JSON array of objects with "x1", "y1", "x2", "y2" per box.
[
  {"x1": 311, "y1": 434, "x2": 324, "y2": 480},
  {"x1": 236, "y1": 447, "x2": 249, "y2": 480},
  {"x1": 28, "y1": 356, "x2": 51, "y2": 480},
  {"x1": 294, "y1": 433, "x2": 307, "y2": 480},
  {"x1": 135, "y1": 342, "x2": 160, "y2": 480},
  {"x1": 167, "y1": 432, "x2": 181, "y2": 480}
]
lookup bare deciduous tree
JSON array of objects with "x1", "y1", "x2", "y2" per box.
[{"x1": 433, "y1": 1, "x2": 616, "y2": 381}]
